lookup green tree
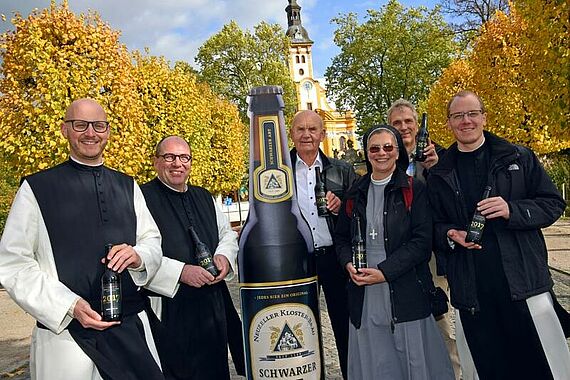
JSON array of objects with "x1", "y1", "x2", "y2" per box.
[
  {"x1": 325, "y1": 0, "x2": 458, "y2": 132},
  {"x1": 195, "y1": 21, "x2": 297, "y2": 121}
]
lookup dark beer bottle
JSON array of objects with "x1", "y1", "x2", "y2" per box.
[
  {"x1": 101, "y1": 244, "x2": 122, "y2": 322},
  {"x1": 238, "y1": 86, "x2": 324, "y2": 379},
  {"x1": 314, "y1": 167, "x2": 329, "y2": 217},
  {"x1": 465, "y1": 186, "x2": 492, "y2": 245},
  {"x1": 415, "y1": 113, "x2": 429, "y2": 162},
  {"x1": 352, "y1": 216, "x2": 367, "y2": 272},
  {"x1": 189, "y1": 226, "x2": 219, "y2": 277}
]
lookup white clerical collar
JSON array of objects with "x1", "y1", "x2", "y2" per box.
[
  {"x1": 296, "y1": 152, "x2": 322, "y2": 169},
  {"x1": 70, "y1": 155, "x2": 104, "y2": 167},
  {"x1": 158, "y1": 177, "x2": 188, "y2": 193},
  {"x1": 458, "y1": 136, "x2": 486, "y2": 153},
  {"x1": 371, "y1": 173, "x2": 392, "y2": 185}
]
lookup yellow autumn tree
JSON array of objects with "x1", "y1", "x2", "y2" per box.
[
  {"x1": 0, "y1": 1, "x2": 147, "y2": 178},
  {"x1": 132, "y1": 52, "x2": 246, "y2": 193},
  {"x1": 0, "y1": 2, "x2": 246, "y2": 194},
  {"x1": 424, "y1": 1, "x2": 570, "y2": 153},
  {"x1": 514, "y1": 0, "x2": 569, "y2": 150},
  {"x1": 421, "y1": 59, "x2": 474, "y2": 148}
]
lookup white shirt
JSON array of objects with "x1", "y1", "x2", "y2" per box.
[{"x1": 295, "y1": 154, "x2": 333, "y2": 249}]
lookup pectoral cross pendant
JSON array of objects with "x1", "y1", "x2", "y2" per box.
[{"x1": 369, "y1": 229, "x2": 378, "y2": 240}]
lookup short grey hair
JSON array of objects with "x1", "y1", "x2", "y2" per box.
[{"x1": 387, "y1": 99, "x2": 418, "y2": 124}]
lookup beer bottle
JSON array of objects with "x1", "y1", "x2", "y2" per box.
[
  {"x1": 238, "y1": 85, "x2": 324, "y2": 379},
  {"x1": 101, "y1": 244, "x2": 122, "y2": 322},
  {"x1": 314, "y1": 167, "x2": 328, "y2": 217},
  {"x1": 414, "y1": 113, "x2": 429, "y2": 162},
  {"x1": 352, "y1": 216, "x2": 367, "y2": 272},
  {"x1": 189, "y1": 225, "x2": 219, "y2": 277},
  {"x1": 465, "y1": 186, "x2": 492, "y2": 245}
]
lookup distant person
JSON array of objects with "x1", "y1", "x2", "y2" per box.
[
  {"x1": 142, "y1": 136, "x2": 241, "y2": 379},
  {"x1": 428, "y1": 90, "x2": 570, "y2": 379},
  {"x1": 0, "y1": 98, "x2": 164, "y2": 379},
  {"x1": 290, "y1": 110, "x2": 357, "y2": 379},
  {"x1": 335, "y1": 125, "x2": 454, "y2": 379},
  {"x1": 341, "y1": 139, "x2": 359, "y2": 165}
]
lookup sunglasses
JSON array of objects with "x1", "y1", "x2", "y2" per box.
[{"x1": 368, "y1": 144, "x2": 396, "y2": 154}]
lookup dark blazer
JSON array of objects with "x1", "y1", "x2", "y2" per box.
[{"x1": 290, "y1": 148, "x2": 357, "y2": 230}]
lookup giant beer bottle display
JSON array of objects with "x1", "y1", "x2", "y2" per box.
[{"x1": 239, "y1": 86, "x2": 323, "y2": 379}]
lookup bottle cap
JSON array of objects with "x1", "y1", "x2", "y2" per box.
[{"x1": 248, "y1": 86, "x2": 283, "y2": 96}]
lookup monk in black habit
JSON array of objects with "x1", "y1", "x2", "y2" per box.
[
  {"x1": 0, "y1": 98, "x2": 164, "y2": 380},
  {"x1": 142, "y1": 135, "x2": 242, "y2": 380}
]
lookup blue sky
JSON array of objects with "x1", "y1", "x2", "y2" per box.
[{"x1": 0, "y1": 0, "x2": 440, "y2": 79}]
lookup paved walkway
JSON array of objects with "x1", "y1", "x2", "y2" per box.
[{"x1": 1, "y1": 220, "x2": 569, "y2": 379}]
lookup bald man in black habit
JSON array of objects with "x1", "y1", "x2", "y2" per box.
[
  {"x1": 0, "y1": 98, "x2": 164, "y2": 380},
  {"x1": 142, "y1": 136, "x2": 242, "y2": 380}
]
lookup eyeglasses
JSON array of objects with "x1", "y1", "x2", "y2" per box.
[
  {"x1": 368, "y1": 144, "x2": 396, "y2": 154},
  {"x1": 157, "y1": 153, "x2": 192, "y2": 163},
  {"x1": 65, "y1": 120, "x2": 110, "y2": 133},
  {"x1": 448, "y1": 110, "x2": 483, "y2": 121}
]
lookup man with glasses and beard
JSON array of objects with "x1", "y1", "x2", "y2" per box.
[
  {"x1": 428, "y1": 90, "x2": 570, "y2": 379},
  {"x1": 141, "y1": 135, "x2": 240, "y2": 380},
  {"x1": 0, "y1": 98, "x2": 164, "y2": 379}
]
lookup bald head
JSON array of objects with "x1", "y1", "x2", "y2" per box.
[
  {"x1": 64, "y1": 98, "x2": 106, "y2": 121},
  {"x1": 60, "y1": 98, "x2": 110, "y2": 164},
  {"x1": 155, "y1": 135, "x2": 191, "y2": 157},
  {"x1": 154, "y1": 135, "x2": 192, "y2": 191},
  {"x1": 291, "y1": 110, "x2": 323, "y2": 131},
  {"x1": 290, "y1": 110, "x2": 325, "y2": 164}
]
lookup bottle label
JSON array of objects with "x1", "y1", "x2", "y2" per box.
[
  {"x1": 353, "y1": 246, "x2": 367, "y2": 269},
  {"x1": 101, "y1": 281, "x2": 121, "y2": 317},
  {"x1": 253, "y1": 116, "x2": 293, "y2": 203},
  {"x1": 316, "y1": 195, "x2": 328, "y2": 216},
  {"x1": 240, "y1": 278, "x2": 322, "y2": 379}
]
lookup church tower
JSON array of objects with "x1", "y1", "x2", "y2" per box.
[
  {"x1": 285, "y1": 0, "x2": 359, "y2": 159},
  {"x1": 285, "y1": 0, "x2": 316, "y2": 107}
]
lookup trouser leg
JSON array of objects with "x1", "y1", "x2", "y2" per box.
[
  {"x1": 221, "y1": 281, "x2": 246, "y2": 376},
  {"x1": 430, "y1": 256, "x2": 461, "y2": 380},
  {"x1": 316, "y1": 249, "x2": 349, "y2": 380}
]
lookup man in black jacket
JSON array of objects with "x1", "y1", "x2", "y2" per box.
[
  {"x1": 289, "y1": 110, "x2": 357, "y2": 379},
  {"x1": 428, "y1": 90, "x2": 570, "y2": 379}
]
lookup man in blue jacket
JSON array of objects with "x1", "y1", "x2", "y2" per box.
[{"x1": 428, "y1": 90, "x2": 570, "y2": 379}]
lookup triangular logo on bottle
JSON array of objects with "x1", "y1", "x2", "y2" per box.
[
  {"x1": 272, "y1": 322, "x2": 303, "y2": 352},
  {"x1": 266, "y1": 174, "x2": 282, "y2": 190}
]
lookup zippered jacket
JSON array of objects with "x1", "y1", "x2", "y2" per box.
[
  {"x1": 427, "y1": 131, "x2": 566, "y2": 312},
  {"x1": 335, "y1": 166, "x2": 433, "y2": 328}
]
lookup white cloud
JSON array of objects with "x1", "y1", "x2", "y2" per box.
[{"x1": 0, "y1": 0, "x2": 289, "y2": 65}]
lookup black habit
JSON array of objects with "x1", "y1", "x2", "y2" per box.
[
  {"x1": 26, "y1": 160, "x2": 164, "y2": 380},
  {"x1": 141, "y1": 178, "x2": 230, "y2": 380}
]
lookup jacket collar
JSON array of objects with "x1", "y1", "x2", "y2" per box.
[
  {"x1": 433, "y1": 131, "x2": 519, "y2": 177},
  {"x1": 349, "y1": 168, "x2": 409, "y2": 200}
]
